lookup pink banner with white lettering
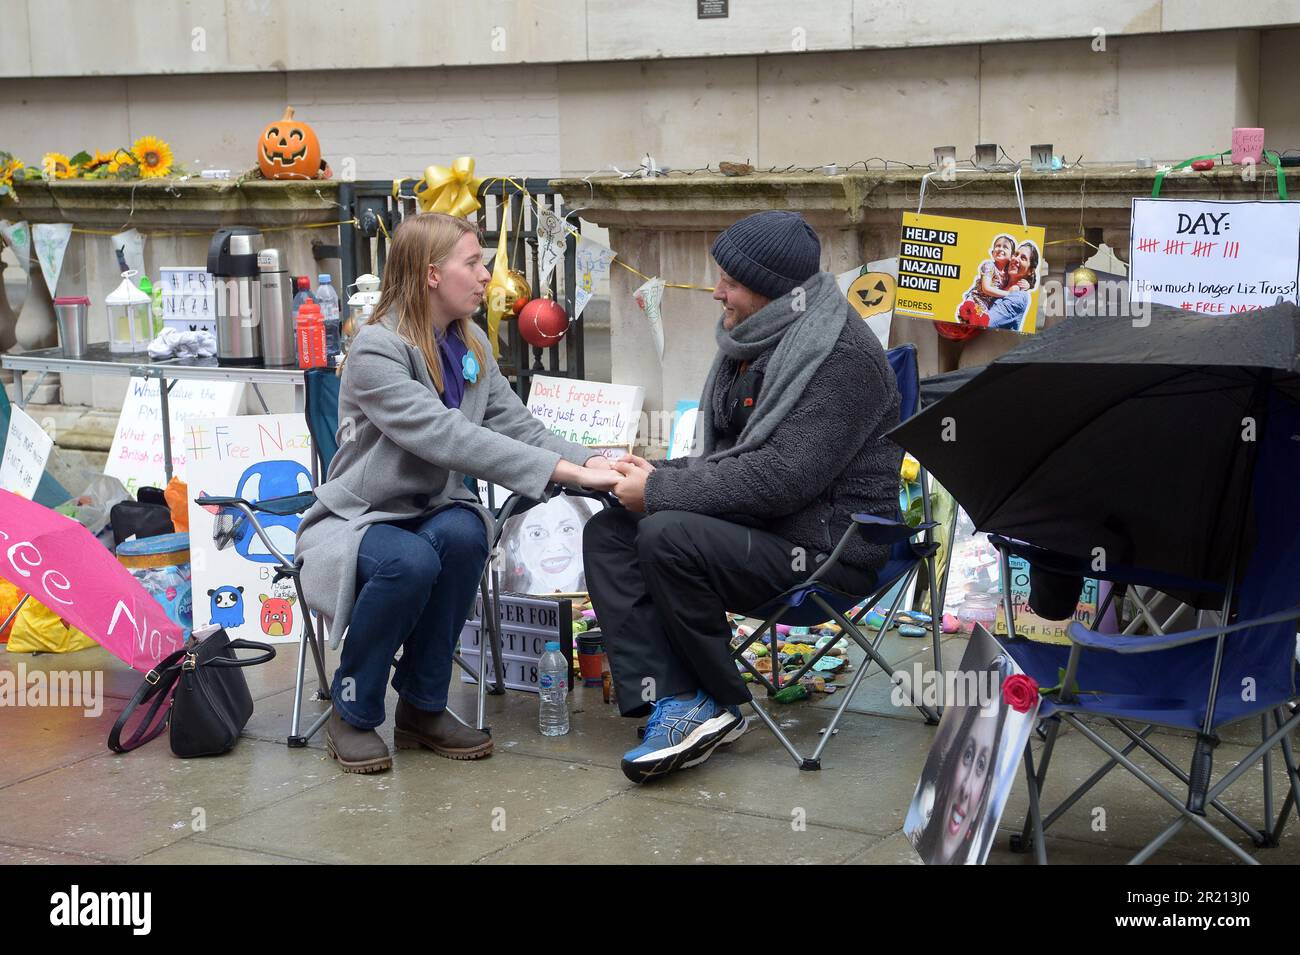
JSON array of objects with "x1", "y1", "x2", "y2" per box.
[{"x1": 0, "y1": 490, "x2": 185, "y2": 670}]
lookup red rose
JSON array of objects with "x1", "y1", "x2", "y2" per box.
[{"x1": 1002, "y1": 673, "x2": 1039, "y2": 713}]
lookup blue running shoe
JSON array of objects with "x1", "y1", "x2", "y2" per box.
[
  {"x1": 620, "y1": 691, "x2": 742, "y2": 783},
  {"x1": 682, "y1": 706, "x2": 748, "y2": 769}
]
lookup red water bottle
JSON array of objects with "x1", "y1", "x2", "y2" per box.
[{"x1": 296, "y1": 300, "x2": 327, "y2": 369}]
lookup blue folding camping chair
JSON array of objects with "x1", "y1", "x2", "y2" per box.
[
  {"x1": 196, "y1": 369, "x2": 509, "y2": 745},
  {"x1": 729, "y1": 344, "x2": 945, "y2": 770},
  {"x1": 999, "y1": 391, "x2": 1300, "y2": 864}
]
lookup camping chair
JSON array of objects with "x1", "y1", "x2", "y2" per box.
[
  {"x1": 989, "y1": 534, "x2": 1228, "y2": 849},
  {"x1": 729, "y1": 343, "x2": 945, "y2": 771},
  {"x1": 997, "y1": 392, "x2": 1300, "y2": 864},
  {"x1": 196, "y1": 369, "x2": 508, "y2": 745}
]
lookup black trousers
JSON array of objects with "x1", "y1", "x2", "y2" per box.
[{"x1": 583, "y1": 508, "x2": 875, "y2": 717}]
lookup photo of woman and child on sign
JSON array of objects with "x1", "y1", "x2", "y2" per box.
[
  {"x1": 956, "y1": 234, "x2": 1042, "y2": 333},
  {"x1": 903, "y1": 625, "x2": 1039, "y2": 865}
]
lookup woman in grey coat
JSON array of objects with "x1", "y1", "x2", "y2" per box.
[{"x1": 295, "y1": 213, "x2": 617, "y2": 774}]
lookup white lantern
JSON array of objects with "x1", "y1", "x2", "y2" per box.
[{"x1": 106, "y1": 270, "x2": 154, "y2": 354}]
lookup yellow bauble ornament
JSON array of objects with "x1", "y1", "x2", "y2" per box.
[{"x1": 1069, "y1": 266, "x2": 1098, "y2": 298}]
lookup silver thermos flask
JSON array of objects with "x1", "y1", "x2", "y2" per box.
[
  {"x1": 257, "y1": 248, "x2": 295, "y2": 367},
  {"x1": 207, "y1": 226, "x2": 264, "y2": 365}
]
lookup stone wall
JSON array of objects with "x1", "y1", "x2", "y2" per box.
[
  {"x1": 2, "y1": 29, "x2": 1298, "y2": 178},
  {"x1": 4, "y1": 0, "x2": 1299, "y2": 75},
  {"x1": 553, "y1": 164, "x2": 1300, "y2": 453}
]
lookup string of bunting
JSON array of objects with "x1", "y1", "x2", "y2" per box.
[{"x1": 393, "y1": 167, "x2": 713, "y2": 292}]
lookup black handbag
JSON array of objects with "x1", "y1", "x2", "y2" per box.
[
  {"x1": 109, "y1": 627, "x2": 275, "y2": 758},
  {"x1": 110, "y1": 499, "x2": 174, "y2": 547}
]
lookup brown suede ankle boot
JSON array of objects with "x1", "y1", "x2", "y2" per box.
[
  {"x1": 326, "y1": 709, "x2": 392, "y2": 774},
  {"x1": 393, "y1": 698, "x2": 493, "y2": 760}
]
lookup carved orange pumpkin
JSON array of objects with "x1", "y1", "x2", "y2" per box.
[{"x1": 257, "y1": 106, "x2": 328, "y2": 180}]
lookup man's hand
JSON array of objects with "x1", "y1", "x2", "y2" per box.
[
  {"x1": 612, "y1": 460, "x2": 650, "y2": 512},
  {"x1": 617, "y1": 453, "x2": 655, "y2": 474},
  {"x1": 584, "y1": 454, "x2": 614, "y2": 470}
]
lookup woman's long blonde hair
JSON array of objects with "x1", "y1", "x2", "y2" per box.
[{"x1": 367, "y1": 212, "x2": 489, "y2": 395}]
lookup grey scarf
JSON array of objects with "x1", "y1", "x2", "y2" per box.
[{"x1": 693, "y1": 270, "x2": 850, "y2": 461}]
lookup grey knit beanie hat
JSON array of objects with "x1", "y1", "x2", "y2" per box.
[{"x1": 710, "y1": 211, "x2": 821, "y2": 300}]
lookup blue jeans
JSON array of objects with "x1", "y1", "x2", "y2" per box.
[
  {"x1": 331, "y1": 505, "x2": 489, "y2": 729},
  {"x1": 987, "y1": 289, "x2": 1030, "y2": 330}
]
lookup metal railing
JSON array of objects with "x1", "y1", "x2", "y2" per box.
[{"x1": 321, "y1": 178, "x2": 583, "y2": 399}]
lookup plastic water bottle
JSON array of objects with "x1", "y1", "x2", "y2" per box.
[
  {"x1": 291, "y1": 276, "x2": 316, "y2": 316},
  {"x1": 538, "y1": 641, "x2": 570, "y2": 736},
  {"x1": 315, "y1": 274, "x2": 341, "y2": 361},
  {"x1": 295, "y1": 301, "x2": 328, "y2": 369},
  {"x1": 291, "y1": 277, "x2": 316, "y2": 363}
]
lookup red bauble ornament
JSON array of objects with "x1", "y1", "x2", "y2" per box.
[
  {"x1": 935, "y1": 321, "x2": 980, "y2": 342},
  {"x1": 518, "y1": 297, "x2": 569, "y2": 348}
]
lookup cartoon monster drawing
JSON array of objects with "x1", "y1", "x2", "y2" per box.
[
  {"x1": 208, "y1": 585, "x2": 245, "y2": 629},
  {"x1": 232, "y1": 460, "x2": 313, "y2": 564},
  {"x1": 258, "y1": 593, "x2": 297, "y2": 637}
]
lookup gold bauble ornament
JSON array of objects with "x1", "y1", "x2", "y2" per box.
[
  {"x1": 488, "y1": 269, "x2": 531, "y2": 315},
  {"x1": 504, "y1": 269, "x2": 531, "y2": 308},
  {"x1": 1069, "y1": 266, "x2": 1098, "y2": 291}
]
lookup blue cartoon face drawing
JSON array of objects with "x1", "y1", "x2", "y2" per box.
[
  {"x1": 233, "y1": 460, "x2": 312, "y2": 563},
  {"x1": 208, "y1": 585, "x2": 245, "y2": 629}
]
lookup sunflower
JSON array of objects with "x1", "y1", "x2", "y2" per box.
[
  {"x1": 0, "y1": 155, "x2": 22, "y2": 189},
  {"x1": 42, "y1": 152, "x2": 75, "y2": 179},
  {"x1": 106, "y1": 148, "x2": 135, "y2": 175},
  {"x1": 82, "y1": 149, "x2": 117, "y2": 172},
  {"x1": 131, "y1": 136, "x2": 174, "y2": 179}
]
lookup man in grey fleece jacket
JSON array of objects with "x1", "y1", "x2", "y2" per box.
[{"x1": 584, "y1": 211, "x2": 903, "y2": 783}]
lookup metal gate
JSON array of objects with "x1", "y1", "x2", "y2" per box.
[{"x1": 322, "y1": 178, "x2": 583, "y2": 400}]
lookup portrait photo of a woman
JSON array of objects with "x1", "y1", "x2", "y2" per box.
[
  {"x1": 903, "y1": 625, "x2": 1037, "y2": 865},
  {"x1": 499, "y1": 494, "x2": 601, "y2": 595}
]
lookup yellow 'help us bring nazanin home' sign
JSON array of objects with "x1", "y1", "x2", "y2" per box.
[{"x1": 895, "y1": 213, "x2": 1047, "y2": 335}]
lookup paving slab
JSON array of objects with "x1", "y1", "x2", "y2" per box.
[
  {"x1": 481, "y1": 792, "x2": 875, "y2": 864},
  {"x1": 198, "y1": 750, "x2": 627, "y2": 865},
  {"x1": 0, "y1": 737, "x2": 330, "y2": 862}
]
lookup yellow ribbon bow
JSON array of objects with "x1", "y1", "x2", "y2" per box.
[
  {"x1": 485, "y1": 197, "x2": 512, "y2": 358},
  {"x1": 412, "y1": 157, "x2": 485, "y2": 218}
]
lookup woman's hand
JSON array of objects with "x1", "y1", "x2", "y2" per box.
[
  {"x1": 617, "y1": 453, "x2": 655, "y2": 474},
  {"x1": 612, "y1": 460, "x2": 650, "y2": 512},
  {"x1": 584, "y1": 454, "x2": 614, "y2": 470},
  {"x1": 551, "y1": 459, "x2": 621, "y2": 492}
]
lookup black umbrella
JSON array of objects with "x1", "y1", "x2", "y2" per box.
[
  {"x1": 919, "y1": 364, "x2": 985, "y2": 410},
  {"x1": 890, "y1": 301, "x2": 1300, "y2": 596}
]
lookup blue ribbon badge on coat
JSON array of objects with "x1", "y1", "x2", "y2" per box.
[{"x1": 461, "y1": 350, "x2": 479, "y2": 384}]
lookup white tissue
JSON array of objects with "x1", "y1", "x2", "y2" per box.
[{"x1": 148, "y1": 327, "x2": 218, "y2": 360}]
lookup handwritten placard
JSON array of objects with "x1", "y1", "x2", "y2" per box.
[
  {"x1": 1130, "y1": 199, "x2": 1300, "y2": 312},
  {"x1": 526, "y1": 375, "x2": 644, "y2": 447},
  {"x1": 185, "y1": 414, "x2": 315, "y2": 644},
  {"x1": 105, "y1": 377, "x2": 244, "y2": 496},
  {"x1": 1, "y1": 405, "x2": 53, "y2": 500},
  {"x1": 667, "y1": 400, "x2": 699, "y2": 459},
  {"x1": 1231, "y1": 127, "x2": 1265, "y2": 166}
]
